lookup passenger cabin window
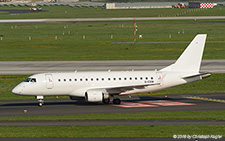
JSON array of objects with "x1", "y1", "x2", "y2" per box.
[
  {"x1": 58, "y1": 79, "x2": 61, "y2": 82},
  {"x1": 64, "y1": 79, "x2": 66, "y2": 82}
]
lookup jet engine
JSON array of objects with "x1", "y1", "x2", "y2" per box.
[
  {"x1": 85, "y1": 90, "x2": 103, "y2": 102},
  {"x1": 85, "y1": 90, "x2": 109, "y2": 102}
]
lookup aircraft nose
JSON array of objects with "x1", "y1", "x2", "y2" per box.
[{"x1": 12, "y1": 85, "x2": 22, "y2": 94}]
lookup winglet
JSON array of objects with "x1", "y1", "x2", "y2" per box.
[{"x1": 161, "y1": 34, "x2": 207, "y2": 72}]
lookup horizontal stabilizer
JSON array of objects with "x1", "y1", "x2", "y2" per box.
[{"x1": 181, "y1": 72, "x2": 211, "y2": 79}]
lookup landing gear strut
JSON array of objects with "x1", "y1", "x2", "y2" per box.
[
  {"x1": 102, "y1": 98, "x2": 110, "y2": 104},
  {"x1": 36, "y1": 96, "x2": 44, "y2": 107},
  {"x1": 113, "y1": 98, "x2": 121, "y2": 105}
]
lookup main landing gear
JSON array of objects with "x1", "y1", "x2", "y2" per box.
[
  {"x1": 103, "y1": 97, "x2": 121, "y2": 105},
  {"x1": 102, "y1": 98, "x2": 110, "y2": 104},
  {"x1": 113, "y1": 98, "x2": 121, "y2": 105},
  {"x1": 36, "y1": 96, "x2": 44, "y2": 107}
]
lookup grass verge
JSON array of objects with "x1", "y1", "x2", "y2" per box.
[
  {"x1": 0, "y1": 125, "x2": 224, "y2": 137},
  {"x1": 0, "y1": 20, "x2": 225, "y2": 61},
  {"x1": 0, "y1": 111, "x2": 224, "y2": 121}
]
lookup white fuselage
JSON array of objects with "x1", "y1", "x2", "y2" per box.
[{"x1": 12, "y1": 70, "x2": 198, "y2": 98}]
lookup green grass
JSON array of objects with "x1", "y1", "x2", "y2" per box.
[
  {"x1": 1, "y1": 74, "x2": 225, "y2": 100},
  {"x1": 0, "y1": 75, "x2": 30, "y2": 100},
  {"x1": 0, "y1": 111, "x2": 224, "y2": 121},
  {"x1": 0, "y1": 6, "x2": 225, "y2": 19},
  {"x1": 0, "y1": 20, "x2": 225, "y2": 61},
  {"x1": 0, "y1": 125, "x2": 224, "y2": 137}
]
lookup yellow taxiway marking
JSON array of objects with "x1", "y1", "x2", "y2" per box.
[{"x1": 185, "y1": 96, "x2": 225, "y2": 103}]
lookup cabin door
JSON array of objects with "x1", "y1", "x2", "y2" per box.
[
  {"x1": 45, "y1": 74, "x2": 54, "y2": 89},
  {"x1": 156, "y1": 72, "x2": 162, "y2": 84}
]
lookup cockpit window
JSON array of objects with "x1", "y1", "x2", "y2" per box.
[
  {"x1": 24, "y1": 78, "x2": 31, "y2": 82},
  {"x1": 23, "y1": 78, "x2": 36, "y2": 82}
]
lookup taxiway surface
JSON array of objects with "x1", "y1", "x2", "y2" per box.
[
  {"x1": 0, "y1": 93, "x2": 224, "y2": 117},
  {"x1": 0, "y1": 60, "x2": 224, "y2": 74}
]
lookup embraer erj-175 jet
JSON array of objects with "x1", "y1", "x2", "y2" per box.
[{"x1": 12, "y1": 34, "x2": 211, "y2": 107}]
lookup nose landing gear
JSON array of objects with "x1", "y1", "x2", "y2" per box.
[
  {"x1": 38, "y1": 99, "x2": 44, "y2": 107},
  {"x1": 36, "y1": 96, "x2": 44, "y2": 107}
]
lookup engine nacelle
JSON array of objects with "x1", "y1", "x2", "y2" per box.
[{"x1": 85, "y1": 90, "x2": 104, "y2": 102}]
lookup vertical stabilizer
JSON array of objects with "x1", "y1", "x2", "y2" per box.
[{"x1": 161, "y1": 34, "x2": 207, "y2": 72}]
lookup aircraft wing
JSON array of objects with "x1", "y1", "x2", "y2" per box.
[{"x1": 88, "y1": 83, "x2": 160, "y2": 95}]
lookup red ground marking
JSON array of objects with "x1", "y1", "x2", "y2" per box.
[
  {"x1": 110, "y1": 100, "x2": 195, "y2": 108},
  {"x1": 110, "y1": 102, "x2": 158, "y2": 108},
  {"x1": 139, "y1": 100, "x2": 195, "y2": 106}
]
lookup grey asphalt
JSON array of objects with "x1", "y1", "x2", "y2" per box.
[
  {"x1": 0, "y1": 16, "x2": 225, "y2": 23},
  {"x1": 0, "y1": 59, "x2": 224, "y2": 74},
  {"x1": 0, "y1": 93, "x2": 224, "y2": 117},
  {"x1": 0, "y1": 9, "x2": 30, "y2": 15},
  {"x1": 0, "y1": 93, "x2": 224, "y2": 140}
]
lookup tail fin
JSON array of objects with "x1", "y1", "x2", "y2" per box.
[{"x1": 161, "y1": 34, "x2": 207, "y2": 72}]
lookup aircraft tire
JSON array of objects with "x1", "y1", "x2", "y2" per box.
[
  {"x1": 113, "y1": 98, "x2": 121, "y2": 105},
  {"x1": 39, "y1": 103, "x2": 43, "y2": 107}
]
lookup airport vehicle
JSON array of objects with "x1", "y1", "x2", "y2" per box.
[
  {"x1": 173, "y1": 3, "x2": 186, "y2": 8},
  {"x1": 12, "y1": 34, "x2": 210, "y2": 107},
  {"x1": 29, "y1": 7, "x2": 42, "y2": 12}
]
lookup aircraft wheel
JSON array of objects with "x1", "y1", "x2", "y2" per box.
[
  {"x1": 113, "y1": 98, "x2": 121, "y2": 105},
  {"x1": 39, "y1": 102, "x2": 43, "y2": 107},
  {"x1": 103, "y1": 98, "x2": 110, "y2": 104},
  {"x1": 38, "y1": 98, "x2": 44, "y2": 107}
]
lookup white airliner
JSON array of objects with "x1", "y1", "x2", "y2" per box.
[{"x1": 12, "y1": 34, "x2": 211, "y2": 107}]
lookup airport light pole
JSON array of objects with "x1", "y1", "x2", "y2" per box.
[{"x1": 134, "y1": 19, "x2": 137, "y2": 43}]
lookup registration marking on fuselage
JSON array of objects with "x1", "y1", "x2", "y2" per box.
[{"x1": 111, "y1": 100, "x2": 195, "y2": 108}]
